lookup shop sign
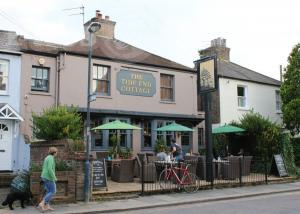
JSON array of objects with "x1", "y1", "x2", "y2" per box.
[{"x1": 117, "y1": 69, "x2": 156, "y2": 97}]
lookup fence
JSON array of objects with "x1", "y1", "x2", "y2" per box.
[{"x1": 140, "y1": 156, "x2": 270, "y2": 195}]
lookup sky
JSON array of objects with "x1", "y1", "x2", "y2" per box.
[{"x1": 1, "y1": 0, "x2": 299, "y2": 80}]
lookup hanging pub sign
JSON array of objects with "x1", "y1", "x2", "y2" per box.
[
  {"x1": 195, "y1": 56, "x2": 218, "y2": 93},
  {"x1": 117, "y1": 69, "x2": 156, "y2": 97}
]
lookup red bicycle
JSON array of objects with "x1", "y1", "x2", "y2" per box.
[{"x1": 158, "y1": 162, "x2": 199, "y2": 193}]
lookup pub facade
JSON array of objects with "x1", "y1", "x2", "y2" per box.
[{"x1": 18, "y1": 11, "x2": 204, "y2": 157}]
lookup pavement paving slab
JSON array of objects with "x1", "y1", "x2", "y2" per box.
[{"x1": 1, "y1": 181, "x2": 300, "y2": 214}]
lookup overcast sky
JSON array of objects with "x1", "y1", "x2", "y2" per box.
[{"x1": 1, "y1": 0, "x2": 299, "y2": 80}]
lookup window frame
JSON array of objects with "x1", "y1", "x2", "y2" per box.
[
  {"x1": 0, "y1": 59, "x2": 9, "y2": 95},
  {"x1": 160, "y1": 73, "x2": 175, "y2": 102},
  {"x1": 92, "y1": 64, "x2": 111, "y2": 96},
  {"x1": 31, "y1": 66, "x2": 50, "y2": 92},
  {"x1": 275, "y1": 90, "x2": 282, "y2": 112},
  {"x1": 156, "y1": 120, "x2": 174, "y2": 147},
  {"x1": 141, "y1": 120, "x2": 153, "y2": 150},
  {"x1": 237, "y1": 85, "x2": 247, "y2": 108}
]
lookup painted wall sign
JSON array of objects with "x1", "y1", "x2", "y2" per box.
[{"x1": 117, "y1": 69, "x2": 156, "y2": 97}]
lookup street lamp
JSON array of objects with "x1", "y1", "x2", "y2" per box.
[{"x1": 84, "y1": 21, "x2": 101, "y2": 203}]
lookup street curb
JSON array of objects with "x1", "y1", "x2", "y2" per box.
[{"x1": 66, "y1": 187, "x2": 300, "y2": 214}]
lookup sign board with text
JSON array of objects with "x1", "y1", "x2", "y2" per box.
[
  {"x1": 271, "y1": 154, "x2": 288, "y2": 177},
  {"x1": 117, "y1": 69, "x2": 156, "y2": 97},
  {"x1": 92, "y1": 159, "x2": 108, "y2": 190}
]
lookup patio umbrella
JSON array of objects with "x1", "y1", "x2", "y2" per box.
[
  {"x1": 91, "y1": 120, "x2": 141, "y2": 131},
  {"x1": 155, "y1": 122, "x2": 194, "y2": 132},
  {"x1": 92, "y1": 120, "x2": 141, "y2": 158},
  {"x1": 212, "y1": 124, "x2": 245, "y2": 134},
  {"x1": 212, "y1": 124, "x2": 245, "y2": 156}
]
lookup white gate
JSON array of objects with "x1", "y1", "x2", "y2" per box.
[{"x1": 0, "y1": 120, "x2": 12, "y2": 170}]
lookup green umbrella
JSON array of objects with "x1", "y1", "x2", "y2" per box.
[
  {"x1": 212, "y1": 124, "x2": 245, "y2": 134},
  {"x1": 91, "y1": 120, "x2": 141, "y2": 130},
  {"x1": 156, "y1": 122, "x2": 194, "y2": 132}
]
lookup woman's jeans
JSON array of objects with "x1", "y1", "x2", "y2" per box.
[{"x1": 41, "y1": 178, "x2": 56, "y2": 204}]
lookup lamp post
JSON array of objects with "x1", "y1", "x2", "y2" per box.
[{"x1": 84, "y1": 22, "x2": 101, "y2": 203}]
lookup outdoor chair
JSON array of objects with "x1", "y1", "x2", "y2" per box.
[
  {"x1": 221, "y1": 156, "x2": 240, "y2": 180},
  {"x1": 184, "y1": 155, "x2": 198, "y2": 175},
  {"x1": 111, "y1": 159, "x2": 134, "y2": 182},
  {"x1": 196, "y1": 155, "x2": 206, "y2": 180},
  {"x1": 242, "y1": 156, "x2": 253, "y2": 176},
  {"x1": 135, "y1": 153, "x2": 157, "y2": 182}
]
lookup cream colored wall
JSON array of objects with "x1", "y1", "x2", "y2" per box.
[
  {"x1": 59, "y1": 54, "x2": 198, "y2": 116},
  {"x1": 20, "y1": 54, "x2": 57, "y2": 138},
  {"x1": 219, "y1": 78, "x2": 282, "y2": 125}
]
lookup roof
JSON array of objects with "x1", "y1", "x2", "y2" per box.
[
  {"x1": 20, "y1": 39, "x2": 64, "y2": 55},
  {"x1": 218, "y1": 60, "x2": 281, "y2": 86},
  {"x1": 20, "y1": 36, "x2": 194, "y2": 72},
  {"x1": 66, "y1": 37, "x2": 194, "y2": 72}
]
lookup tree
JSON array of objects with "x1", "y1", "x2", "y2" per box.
[
  {"x1": 32, "y1": 105, "x2": 83, "y2": 140},
  {"x1": 280, "y1": 43, "x2": 300, "y2": 135}
]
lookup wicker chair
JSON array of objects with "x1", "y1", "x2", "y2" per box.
[
  {"x1": 242, "y1": 156, "x2": 253, "y2": 176},
  {"x1": 136, "y1": 154, "x2": 157, "y2": 182},
  {"x1": 196, "y1": 156, "x2": 206, "y2": 180},
  {"x1": 111, "y1": 159, "x2": 134, "y2": 182},
  {"x1": 221, "y1": 156, "x2": 240, "y2": 180},
  {"x1": 184, "y1": 156, "x2": 198, "y2": 175}
]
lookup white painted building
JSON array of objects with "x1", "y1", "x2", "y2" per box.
[
  {"x1": 0, "y1": 30, "x2": 29, "y2": 172},
  {"x1": 199, "y1": 38, "x2": 282, "y2": 127}
]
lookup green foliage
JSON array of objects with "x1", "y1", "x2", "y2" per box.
[
  {"x1": 238, "y1": 111, "x2": 281, "y2": 160},
  {"x1": 30, "y1": 160, "x2": 73, "y2": 172},
  {"x1": 119, "y1": 148, "x2": 132, "y2": 159},
  {"x1": 69, "y1": 139, "x2": 85, "y2": 152},
  {"x1": 281, "y1": 133, "x2": 299, "y2": 176},
  {"x1": 280, "y1": 43, "x2": 300, "y2": 135},
  {"x1": 32, "y1": 105, "x2": 82, "y2": 140},
  {"x1": 213, "y1": 135, "x2": 227, "y2": 157},
  {"x1": 30, "y1": 163, "x2": 42, "y2": 172},
  {"x1": 154, "y1": 138, "x2": 168, "y2": 153},
  {"x1": 55, "y1": 160, "x2": 73, "y2": 171},
  {"x1": 292, "y1": 138, "x2": 300, "y2": 166}
]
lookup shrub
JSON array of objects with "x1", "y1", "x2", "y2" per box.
[
  {"x1": 154, "y1": 138, "x2": 168, "y2": 153},
  {"x1": 238, "y1": 111, "x2": 281, "y2": 160},
  {"x1": 292, "y1": 138, "x2": 300, "y2": 166},
  {"x1": 69, "y1": 139, "x2": 85, "y2": 152},
  {"x1": 282, "y1": 133, "x2": 299, "y2": 176},
  {"x1": 32, "y1": 105, "x2": 82, "y2": 140},
  {"x1": 30, "y1": 160, "x2": 73, "y2": 172}
]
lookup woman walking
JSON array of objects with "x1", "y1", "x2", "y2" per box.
[{"x1": 38, "y1": 147, "x2": 58, "y2": 212}]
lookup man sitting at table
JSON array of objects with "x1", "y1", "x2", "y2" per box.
[{"x1": 156, "y1": 148, "x2": 168, "y2": 161}]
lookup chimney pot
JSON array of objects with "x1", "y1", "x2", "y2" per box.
[
  {"x1": 105, "y1": 15, "x2": 110, "y2": 20},
  {"x1": 95, "y1": 10, "x2": 102, "y2": 20}
]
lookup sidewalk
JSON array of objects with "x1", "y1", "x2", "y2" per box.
[{"x1": 2, "y1": 181, "x2": 300, "y2": 214}]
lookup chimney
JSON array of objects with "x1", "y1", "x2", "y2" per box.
[
  {"x1": 199, "y1": 37, "x2": 230, "y2": 61},
  {"x1": 84, "y1": 10, "x2": 116, "y2": 40}
]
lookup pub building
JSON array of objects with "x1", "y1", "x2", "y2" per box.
[{"x1": 19, "y1": 11, "x2": 205, "y2": 157}]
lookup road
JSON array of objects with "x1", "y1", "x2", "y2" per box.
[{"x1": 108, "y1": 191, "x2": 300, "y2": 214}]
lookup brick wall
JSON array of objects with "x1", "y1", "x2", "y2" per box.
[{"x1": 30, "y1": 139, "x2": 73, "y2": 165}]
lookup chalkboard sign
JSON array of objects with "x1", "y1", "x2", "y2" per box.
[
  {"x1": 271, "y1": 154, "x2": 288, "y2": 177},
  {"x1": 92, "y1": 159, "x2": 108, "y2": 190}
]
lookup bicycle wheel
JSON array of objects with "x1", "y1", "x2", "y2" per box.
[
  {"x1": 182, "y1": 173, "x2": 199, "y2": 193},
  {"x1": 159, "y1": 169, "x2": 174, "y2": 191}
]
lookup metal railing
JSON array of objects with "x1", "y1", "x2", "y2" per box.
[{"x1": 140, "y1": 156, "x2": 270, "y2": 195}]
